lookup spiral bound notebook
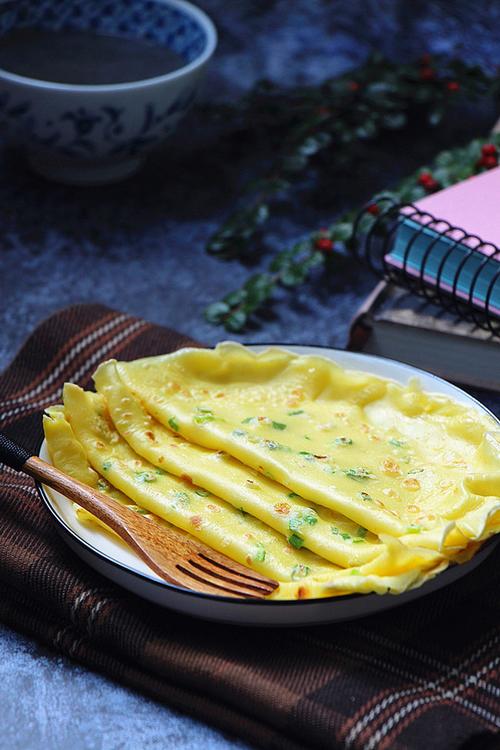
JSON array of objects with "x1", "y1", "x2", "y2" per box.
[
  {"x1": 385, "y1": 166, "x2": 500, "y2": 316},
  {"x1": 353, "y1": 171, "x2": 500, "y2": 340}
]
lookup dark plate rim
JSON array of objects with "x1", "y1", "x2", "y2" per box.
[{"x1": 36, "y1": 343, "x2": 500, "y2": 608}]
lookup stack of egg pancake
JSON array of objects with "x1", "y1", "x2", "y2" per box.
[{"x1": 43, "y1": 343, "x2": 500, "y2": 600}]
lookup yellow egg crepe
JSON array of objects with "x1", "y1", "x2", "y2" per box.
[
  {"x1": 40, "y1": 343, "x2": 500, "y2": 600},
  {"x1": 61, "y1": 383, "x2": 344, "y2": 588},
  {"x1": 43, "y1": 405, "x2": 167, "y2": 535},
  {"x1": 116, "y1": 343, "x2": 500, "y2": 552},
  {"x1": 42, "y1": 383, "x2": 450, "y2": 599},
  {"x1": 93, "y1": 360, "x2": 449, "y2": 580},
  {"x1": 94, "y1": 359, "x2": 382, "y2": 568}
]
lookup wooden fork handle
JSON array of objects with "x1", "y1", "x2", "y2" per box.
[
  {"x1": 25, "y1": 455, "x2": 141, "y2": 531},
  {"x1": 0, "y1": 430, "x2": 179, "y2": 567},
  {"x1": 0, "y1": 431, "x2": 279, "y2": 597}
]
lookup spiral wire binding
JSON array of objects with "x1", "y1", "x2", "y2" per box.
[{"x1": 352, "y1": 196, "x2": 500, "y2": 338}]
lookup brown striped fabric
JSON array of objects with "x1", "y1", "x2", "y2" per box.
[{"x1": 0, "y1": 304, "x2": 499, "y2": 750}]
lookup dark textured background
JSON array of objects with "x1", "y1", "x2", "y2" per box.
[{"x1": 1, "y1": 1, "x2": 499, "y2": 748}]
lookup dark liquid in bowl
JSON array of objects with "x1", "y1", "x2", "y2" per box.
[{"x1": 0, "y1": 28, "x2": 186, "y2": 84}]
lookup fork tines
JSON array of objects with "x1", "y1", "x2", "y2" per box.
[{"x1": 176, "y1": 553, "x2": 279, "y2": 599}]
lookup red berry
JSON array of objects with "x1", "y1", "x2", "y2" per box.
[
  {"x1": 424, "y1": 178, "x2": 440, "y2": 192},
  {"x1": 482, "y1": 155, "x2": 498, "y2": 169},
  {"x1": 348, "y1": 81, "x2": 360, "y2": 92},
  {"x1": 315, "y1": 237, "x2": 334, "y2": 252},
  {"x1": 420, "y1": 67, "x2": 435, "y2": 81},
  {"x1": 481, "y1": 143, "x2": 497, "y2": 156},
  {"x1": 367, "y1": 203, "x2": 380, "y2": 216},
  {"x1": 420, "y1": 53, "x2": 431, "y2": 65},
  {"x1": 446, "y1": 81, "x2": 460, "y2": 92},
  {"x1": 418, "y1": 171, "x2": 433, "y2": 185},
  {"x1": 476, "y1": 154, "x2": 497, "y2": 169}
]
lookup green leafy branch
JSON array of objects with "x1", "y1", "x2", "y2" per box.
[
  {"x1": 206, "y1": 133, "x2": 500, "y2": 331},
  {"x1": 205, "y1": 221, "x2": 354, "y2": 331},
  {"x1": 206, "y1": 53, "x2": 496, "y2": 260}
]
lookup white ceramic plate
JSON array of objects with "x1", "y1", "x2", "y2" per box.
[{"x1": 37, "y1": 345, "x2": 500, "y2": 627}]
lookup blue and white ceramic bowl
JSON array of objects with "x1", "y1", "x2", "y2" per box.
[{"x1": 0, "y1": 0, "x2": 217, "y2": 184}]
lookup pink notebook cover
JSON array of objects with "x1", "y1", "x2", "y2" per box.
[{"x1": 401, "y1": 165, "x2": 500, "y2": 258}]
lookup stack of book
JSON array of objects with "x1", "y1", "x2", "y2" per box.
[{"x1": 350, "y1": 166, "x2": 500, "y2": 390}]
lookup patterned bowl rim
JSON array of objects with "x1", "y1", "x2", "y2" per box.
[{"x1": 0, "y1": 0, "x2": 217, "y2": 93}]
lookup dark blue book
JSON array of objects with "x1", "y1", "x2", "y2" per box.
[{"x1": 349, "y1": 282, "x2": 500, "y2": 391}]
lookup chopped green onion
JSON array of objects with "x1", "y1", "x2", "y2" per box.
[
  {"x1": 335, "y1": 437, "x2": 353, "y2": 446},
  {"x1": 288, "y1": 532, "x2": 304, "y2": 549},
  {"x1": 288, "y1": 509, "x2": 318, "y2": 533},
  {"x1": 172, "y1": 491, "x2": 190, "y2": 505},
  {"x1": 291, "y1": 564, "x2": 310, "y2": 580},
  {"x1": 298, "y1": 451, "x2": 314, "y2": 461},
  {"x1": 254, "y1": 543, "x2": 266, "y2": 562},
  {"x1": 168, "y1": 417, "x2": 179, "y2": 432},
  {"x1": 303, "y1": 509, "x2": 319, "y2": 526},
  {"x1": 288, "y1": 515, "x2": 302, "y2": 532},
  {"x1": 343, "y1": 467, "x2": 374, "y2": 482},
  {"x1": 263, "y1": 439, "x2": 280, "y2": 450},
  {"x1": 194, "y1": 413, "x2": 215, "y2": 424},
  {"x1": 288, "y1": 410, "x2": 304, "y2": 416},
  {"x1": 272, "y1": 421, "x2": 287, "y2": 431},
  {"x1": 135, "y1": 471, "x2": 157, "y2": 483}
]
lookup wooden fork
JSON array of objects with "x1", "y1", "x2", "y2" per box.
[{"x1": 0, "y1": 432, "x2": 279, "y2": 599}]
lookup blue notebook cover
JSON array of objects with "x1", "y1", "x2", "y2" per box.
[{"x1": 386, "y1": 217, "x2": 500, "y2": 316}]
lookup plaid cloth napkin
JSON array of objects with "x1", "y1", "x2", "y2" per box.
[{"x1": 0, "y1": 304, "x2": 499, "y2": 750}]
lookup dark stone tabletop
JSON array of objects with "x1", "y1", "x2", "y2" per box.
[{"x1": 1, "y1": 1, "x2": 499, "y2": 747}]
